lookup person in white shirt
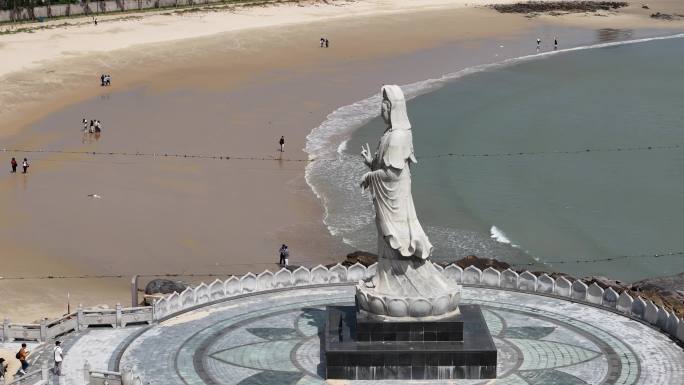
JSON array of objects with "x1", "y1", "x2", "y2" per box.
[{"x1": 52, "y1": 341, "x2": 63, "y2": 376}]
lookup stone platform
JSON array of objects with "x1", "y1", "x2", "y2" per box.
[
  {"x1": 325, "y1": 305, "x2": 496, "y2": 380},
  {"x1": 9, "y1": 284, "x2": 683, "y2": 385},
  {"x1": 115, "y1": 285, "x2": 684, "y2": 385}
]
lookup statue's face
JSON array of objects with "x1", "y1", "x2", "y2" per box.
[{"x1": 381, "y1": 100, "x2": 391, "y2": 125}]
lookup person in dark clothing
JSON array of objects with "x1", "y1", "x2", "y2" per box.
[
  {"x1": 279, "y1": 136, "x2": 285, "y2": 152},
  {"x1": 325, "y1": 38, "x2": 329, "y2": 48},
  {"x1": 11, "y1": 157, "x2": 17, "y2": 173},
  {"x1": 0, "y1": 357, "x2": 8, "y2": 380},
  {"x1": 101, "y1": 74, "x2": 105, "y2": 86},
  {"x1": 279, "y1": 244, "x2": 289, "y2": 266}
]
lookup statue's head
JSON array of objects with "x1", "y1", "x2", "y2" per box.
[{"x1": 381, "y1": 85, "x2": 411, "y2": 131}]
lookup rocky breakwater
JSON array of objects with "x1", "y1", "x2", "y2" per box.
[
  {"x1": 490, "y1": 1, "x2": 628, "y2": 17},
  {"x1": 339, "y1": 251, "x2": 684, "y2": 318}
]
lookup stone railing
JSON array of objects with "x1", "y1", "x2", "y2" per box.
[
  {"x1": 1, "y1": 305, "x2": 153, "y2": 343},
  {"x1": 5, "y1": 363, "x2": 49, "y2": 385},
  {"x1": 152, "y1": 263, "x2": 684, "y2": 347},
  {"x1": 86, "y1": 363, "x2": 149, "y2": 385},
  {"x1": 442, "y1": 264, "x2": 684, "y2": 345},
  {"x1": 0, "y1": 0, "x2": 283, "y2": 23},
  {"x1": 152, "y1": 263, "x2": 375, "y2": 319}
]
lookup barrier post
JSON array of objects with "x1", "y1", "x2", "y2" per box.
[
  {"x1": 40, "y1": 319, "x2": 47, "y2": 342},
  {"x1": 77, "y1": 305, "x2": 85, "y2": 330},
  {"x1": 131, "y1": 275, "x2": 140, "y2": 307},
  {"x1": 84, "y1": 360, "x2": 91, "y2": 384},
  {"x1": 2, "y1": 318, "x2": 10, "y2": 342},
  {"x1": 116, "y1": 303, "x2": 122, "y2": 328},
  {"x1": 41, "y1": 362, "x2": 49, "y2": 380}
]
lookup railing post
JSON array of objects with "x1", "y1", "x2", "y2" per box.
[
  {"x1": 41, "y1": 362, "x2": 49, "y2": 380},
  {"x1": 2, "y1": 318, "x2": 10, "y2": 342},
  {"x1": 131, "y1": 274, "x2": 140, "y2": 307},
  {"x1": 84, "y1": 360, "x2": 91, "y2": 384},
  {"x1": 116, "y1": 303, "x2": 122, "y2": 328},
  {"x1": 77, "y1": 304, "x2": 85, "y2": 330},
  {"x1": 122, "y1": 365, "x2": 133, "y2": 385},
  {"x1": 40, "y1": 319, "x2": 48, "y2": 342}
]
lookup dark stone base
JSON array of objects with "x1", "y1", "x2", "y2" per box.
[
  {"x1": 355, "y1": 307, "x2": 464, "y2": 343},
  {"x1": 324, "y1": 305, "x2": 497, "y2": 380}
]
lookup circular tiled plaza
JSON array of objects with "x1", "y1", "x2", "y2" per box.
[{"x1": 119, "y1": 285, "x2": 684, "y2": 385}]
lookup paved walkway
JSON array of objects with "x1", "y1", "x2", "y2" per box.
[
  {"x1": 4, "y1": 285, "x2": 683, "y2": 384},
  {"x1": 117, "y1": 286, "x2": 684, "y2": 385}
]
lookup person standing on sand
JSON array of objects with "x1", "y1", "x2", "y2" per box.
[
  {"x1": 279, "y1": 244, "x2": 289, "y2": 266},
  {"x1": 325, "y1": 38, "x2": 330, "y2": 48},
  {"x1": 320, "y1": 37, "x2": 325, "y2": 47},
  {"x1": 22, "y1": 158, "x2": 29, "y2": 174},
  {"x1": 279, "y1": 136, "x2": 285, "y2": 152},
  {"x1": 101, "y1": 74, "x2": 105, "y2": 86},
  {"x1": 536, "y1": 38, "x2": 541, "y2": 49},
  {"x1": 11, "y1": 157, "x2": 17, "y2": 173},
  {"x1": 52, "y1": 341, "x2": 63, "y2": 376},
  {"x1": 554, "y1": 37, "x2": 558, "y2": 49}
]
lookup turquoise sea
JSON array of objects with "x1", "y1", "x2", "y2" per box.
[{"x1": 306, "y1": 35, "x2": 684, "y2": 281}]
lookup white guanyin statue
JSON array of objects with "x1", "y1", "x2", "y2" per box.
[{"x1": 357, "y1": 85, "x2": 461, "y2": 319}]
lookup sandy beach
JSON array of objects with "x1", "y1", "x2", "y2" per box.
[{"x1": 1, "y1": 0, "x2": 683, "y2": 323}]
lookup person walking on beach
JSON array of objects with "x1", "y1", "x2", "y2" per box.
[
  {"x1": 320, "y1": 37, "x2": 325, "y2": 47},
  {"x1": 22, "y1": 158, "x2": 29, "y2": 174},
  {"x1": 16, "y1": 343, "x2": 29, "y2": 376},
  {"x1": 279, "y1": 244, "x2": 289, "y2": 266},
  {"x1": 10, "y1": 157, "x2": 17, "y2": 173},
  {"x1": 82, "y1": 118, "x2": 89, "y2": 132},
  {"x1": 554, "y1": 37, "x2": 558, "y2": 49},
  {"x1": 279, "y1": 136, "x2": 285, "y2": 152},
  {"x1": 52, "y1": 341, "x2": 63, "y2": 376},
  {"x1": 536, "y1": 38, "x2": 541, "y2": 49},
  {"x1": 325, "y1": 38, "x2": 329, "y2": 48},
  {"x1": 101, "y1": 74, "x2": 105, "y2": 86}
]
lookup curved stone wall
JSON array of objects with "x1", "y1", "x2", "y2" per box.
[{"x1": 152, "y1": 263, "x2": 684, "y2": 346}]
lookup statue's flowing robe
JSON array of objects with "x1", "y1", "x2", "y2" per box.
[{"x1": 366, "y1": 128, "x2": 454, "y2": 298}]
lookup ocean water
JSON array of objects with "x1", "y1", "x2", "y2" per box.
[{"x1": 305, "y1": 34, "x2": 684, "y2": 281}]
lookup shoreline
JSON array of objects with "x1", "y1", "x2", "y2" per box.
[
  {"x1": 305, "y1": 31, "x2": 684, "y2": 276},
  {"x1": 1, "y1": 0, "x2": 684, "y2": 323}
]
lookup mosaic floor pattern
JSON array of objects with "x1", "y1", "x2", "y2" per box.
[{"x1": 120, "y1": 286, "x2": 684, "y2": 385}]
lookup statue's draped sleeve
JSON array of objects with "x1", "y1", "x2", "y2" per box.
[{"x1": 368, "y1": 129, "x2": 431, "y2": 260}]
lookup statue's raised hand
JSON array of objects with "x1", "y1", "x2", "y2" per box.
[
  {"x1": 360, "y1": 171, "x2": 372, "y2": 190},
  {"x1": 361, "y1": 143, "x2": 372, "y2": 167}
]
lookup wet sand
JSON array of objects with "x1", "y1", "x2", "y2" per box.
[{"x1": 1, "y1": 0, "x2": 683, "y2": 322}]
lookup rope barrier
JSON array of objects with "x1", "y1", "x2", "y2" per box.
[
  {"x1": 511, "y1": 250, "x2": 684, "y2": 268},
  {"x1": 1, "y1": 251, "x2": 682, "y2": 280},
  {"x1": 0, "y1": 258, "x2": 338, "y2": 280},
  {"x1": 2, "y1": 143, "x2": 681, "y2": 163}
]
